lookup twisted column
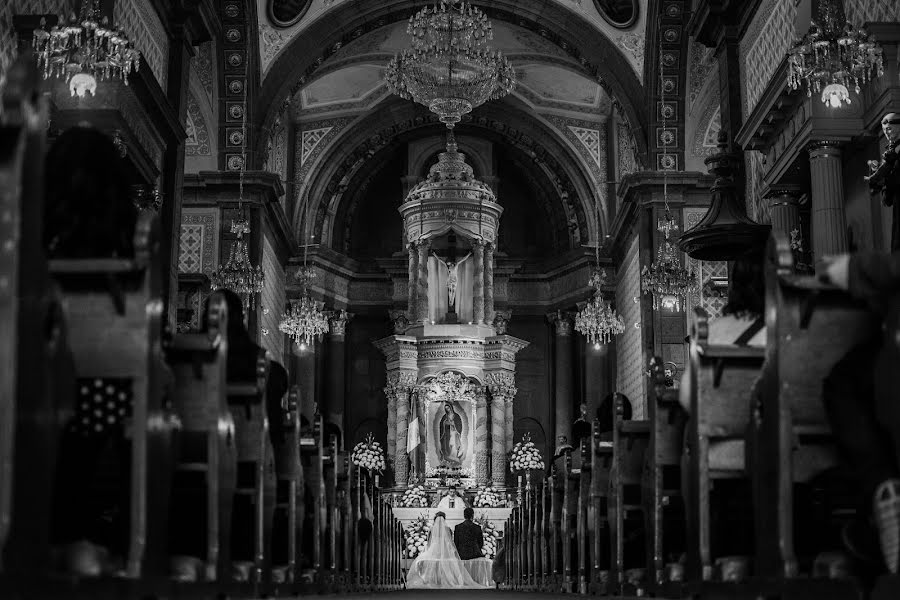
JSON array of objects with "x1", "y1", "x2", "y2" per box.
[
  {"x1": 766, "y1": 189, "x2": 802, "y2": 238},
  {"x1": 385, "y1": 387, "x2": 397, "y2": 475},
  {"x1": 407, "y1": 243, "x2": 418, "y2": 318},
  {"x1": 394, "y1": 387, "x2": 410, "y2": 487},
  {"x1": 475, "y1": 388, "x2": 489, "y2": 486},
  {"x1": 473, "y1": 240, "x2": 486, "y2": 324},
  {"x1": 484, "y1": 242, "x2": 495, "y2": 326},
  {"x1": 416, "y1": 240, "x2": 430, "y2": 323},
  {"x1": 490, "y1": 390, "x2": 508, "y2": 486},
  {"x1": 808, "y1": 142, "x2": 848, "y2": 261}
]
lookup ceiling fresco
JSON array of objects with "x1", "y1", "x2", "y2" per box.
[{"x1": 256, "y1": 0, "x2": 647, "y2": 82}]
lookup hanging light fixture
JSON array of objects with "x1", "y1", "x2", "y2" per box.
[
  {"x1": 384, "y1": 0, "x2": 516, "y2": 129},
  {"x1": 279, "y1": 266, "x2": 329, "y2": 352},
  {"x1": 31, "y1": 0, "x2": 141, "y2": 98},
  {"x1": 787, "y1": 0, "x2": 884, "y2": 108},
  {"x1": 641, "y1": 37, "x2": 697, "y2": 312},
  {"x1": 210, "y1": 53, "x2": 264, "y2": 306}
]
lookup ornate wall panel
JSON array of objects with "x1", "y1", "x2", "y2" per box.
[
  {"x1": 178, "y1": 208, "x2": 220, "y2": 274},
  {"x1": 260, "y1": 235, "x2": 286, "y2": 360},
  {"x1": 740, "y1": 0, "x2": 797, "y2": 116},
  {"x1": 191, "y1": 41, "x2": 215, "y2": 104},
  {"x1": 845, "y1": 0, "x2": 900, "y2": 25},
  {"x1": 615, "y1": 234, "x2": 645, "y2": 419},
  {"x1": 114, "y1": 0, "x2": 169, "y2": 92},
  {"x1": 185, "y1": 92, "x2": 212, "y2": 156}
]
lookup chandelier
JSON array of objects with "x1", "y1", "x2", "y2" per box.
[
  {"x1": 575, "y1": 269, "x2": 625, "y2": 349},
  {"x1": 384, "y1": 0, "x2": 516, "y2": 128},
  {"x1": 32, "y1": 0, "x2": 141, "y2": 98},
  {"x1": 787, "y1": 0, "x2": 884, "y2": 108},
  {"x1": 210, "y1": 61, "x2": 264, "y2": 306},
  {"x1": 641, "y1": 214, "x2": 698, "y2": 312},
  {"x1": 279, "y1": 267, "x2": 329, "y2": 351}
]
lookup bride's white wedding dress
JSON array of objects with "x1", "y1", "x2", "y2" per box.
[{"x1": 405, "y1": 516, "x2": 491, "y2": 589}]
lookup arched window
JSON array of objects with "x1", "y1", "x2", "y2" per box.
[
  {"x1": 268, "y1": 0, "x2": 313, "y2": 28},
  {"x1": 593, "y1": 0, "x2": 639, "y2": 29}
]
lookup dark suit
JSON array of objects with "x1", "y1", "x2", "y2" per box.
[{"x1": 454, "y1": 519, "x2": 484, "y2": 560}]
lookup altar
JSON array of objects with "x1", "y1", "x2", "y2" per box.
[{"x1": 391, "y1": 506, "x2": 513, "y2": 533}]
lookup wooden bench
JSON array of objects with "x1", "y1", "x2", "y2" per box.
[
  {"x1": 642, "y1": 356, "x2": 687, "y2": 591},
  {"x1": 164, "y1": 291, "x2": 235, "y2": 581},
  {"x1": 682, "y1": 309, "x2": 764, "y2": 583},
  {"x1": 750, "y1": 231, "x2": 878, "y2": 580},
  {"x1": 271, "y1": 385, "x2": 302, "y2": 584},
  {"x1": 591, "y1": 419, "x2": 614, "y2": 594}
]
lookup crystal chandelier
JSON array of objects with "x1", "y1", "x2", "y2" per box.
[
  {"x1": 279, "y1": 266, "x2": 329, "y2": 351},
  {"x1": 641, "y1": 214, "x2": 698, "y2": 312},
  {"x1": 787, "y1": 0, "x2": 884, "y2": 108},
  {"x1": 32, "y1": 0, "x2": 141, "y2": 98},
  {"x1": 384, "y1": 0, "x2": 516, "y2": 128},
  {"x1": 575, "y1": 269, "x2": 625, "y2": 349},
  {"x1": 210, "y1": 60, "x2": 264, "y2": 306}
]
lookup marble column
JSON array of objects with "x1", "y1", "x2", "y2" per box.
[
  {"x1": 766, "y1": 189, "x2": 802, "y2": 237},
  {"x1": 416, "y1": 240, "x2": 430, "y2": 323},
  {"x1": 490, "y1": 389, "x2": 508, "y2": 486},
  {"x1": 548, "y1": 311, "x2": 574, "y2": 447},
  {"x1": 475, "y1": 388, "x2": 490, "y2": 486},
  {"x1": 484, "y1": 242, "x2": 495, "y2": 326},
  {"x1": 407, "y1": 243, "x2": 418, "y2": 318},
  {"x1": 473, "y1": 240, "x2": 486, "y2": 324},
  {"x1": 808, "y1": 142, "x2": 848, "y2": 260},
  {"x1": 394, "y1": 386, "x2": 410, "y2": 487},
  {"x1": 326, "y1": 311, "x2": 351, "y2": 446}
]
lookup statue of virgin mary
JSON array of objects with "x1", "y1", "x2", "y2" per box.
[{"x1": 438, "y1": 402, "x2": 464, "y2": 467}]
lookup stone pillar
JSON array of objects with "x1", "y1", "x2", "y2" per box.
[
  {"x1": 326, "y1": 311, "x2": 351, "y2": 444},
  {"x1": 490, "y1": 389, "x2": 508, "y2": 486},
  {"x1": 808, "y1": 142, "x2": 848, "y2": 260},
  {"x1": 385, "y1": 387, "x2": 397, "y2": 475},
  {"x1": 417, "y1": 240, "x2": 430, "y2": 323},
  {"x1": 484, "y1": 242, "x2": 495, "y2": 326},
  {"x1": 548, "y1": 311, "x2": 574, "y2": 446},
  {"x1": 407, "y1": 243, "x2": 418, "y2": 317},
  {"x1": 475, "y1": 388, "x2": 490, "y2": 486},
  {"x1": 766, "y1": 189, "x2": 802, "y2": 237},
  {"x1": 505, "y1": 397, "x2": 515, "y2": 453},
  {"x1": 394, "y1": 386, "x2": 410, "y2": 487},
  {"x1": 473, "y1": 240, "x2": 486, "y2": 324}
]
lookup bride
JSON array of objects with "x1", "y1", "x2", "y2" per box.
[{"x1": 405, "y1": 512, "x2": 490, "y2": 589}]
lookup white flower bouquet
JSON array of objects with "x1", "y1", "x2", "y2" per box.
[
  {"x1": 474, "y1": 515, "x2": 501, "y2": 559},
  {"x1": 473, "y1": 486, "x2": 504, "y2": 508},
  {"x1": 509, "y1": 432, "x2": 544, "y2": 473},
  {"x1": 351, "y1": 432, "x2": 386, "y2": 473},
  {"x1": 398, "y1": 485, "x2": 429, "y2": 508},
  {"x1": 402, "y1": 514, "x2": 431, "y2": 559}
]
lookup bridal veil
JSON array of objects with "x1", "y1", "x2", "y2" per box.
[{"x1": 405, "y1": 515, "x2": 489, "y2": 589}]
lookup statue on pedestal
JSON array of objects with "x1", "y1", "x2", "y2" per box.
[
  {"x1": 432, "y1": 251, "x2": 471, "y2": 312},
  {"x1": 866, "y1": 113, "x2": 900, "y2": 250}
]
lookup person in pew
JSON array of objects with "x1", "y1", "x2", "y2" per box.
[
  {"x1": 678, "y1": 247, "x2": 766, "y2": 414},
  {"x1": 820, "y1": 252, "x2": 900, "y2": 574}
]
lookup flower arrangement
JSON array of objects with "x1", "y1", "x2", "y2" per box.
[
  {"x1": 474, "y1": 515, "x2": 501, "y2": 559},
  {"x1": 509, "y1": 432, "x2": 545, "y2": 473},
  {"x1": 402, "y1": 513, "x2": 431, "y2": 559},
  {"x1": 790, "y1": 228, "x2": 815, "y2": 275},
  {"x1": 473, "y1": 486, "x2": 504, "y2": 508},
  {"x1": 351, "y1": 433, "x2": 386, "y2": 473},
  {"x1": 398, "y1": 485, "x2": 429, "y2": 508}
]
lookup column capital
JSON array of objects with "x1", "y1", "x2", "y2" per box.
[
  {"x1": 807, "y1": 141, "x2": 844, "y2": 157},
  {"x1": 765, "y1": 188, "x2": 803, "y2": 208},
  {"x1": 485, "y1": 371, "x2": 517, "y2": 401},
  {"x1": 547, "y1": 310, "x2": 574, "y2": 336},
  {"x1": 472, "y1": 238, "x2": 488, "y2": 249},
  {"x1": 328, "y1": 309, "x2": 353, "y2": 338},
  {"x1": 384, "y1": 370, "x2": 417, "y2": 399}
]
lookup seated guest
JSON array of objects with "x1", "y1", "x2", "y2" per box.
[
  {"x1": 821, "y1": 252, "x2": 900, "y2": 573},
  {"x1": 679, "y1": 247, "x2": 765, "y2": 414}
]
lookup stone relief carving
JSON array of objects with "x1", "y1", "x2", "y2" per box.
[
  {"x1": 492, "y1": 309, "x2": 512, "y2": 334},
  {"x1": 388, "y1": 309, "x2": 409, "y2": 334}
]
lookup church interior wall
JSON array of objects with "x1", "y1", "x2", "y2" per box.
[
  {"x1": 344, "y1": 314, "x2": 391, "y2": 449},
  {"x1": 502, "y1": 315, "x2": 554, "y2": 449},
  {"x1": 615, "y1": 233, "x2": 645, "y2": 418}
]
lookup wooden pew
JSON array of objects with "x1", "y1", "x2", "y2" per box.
[
  {"x1": 682, "y1": 309, "x2": 764, "y2": 584},
  {"x1": 577, "y1": 434, "x2": 592, "y2": 594},
  {"x1": 226, "y1": 351, "x2": 272, "y2": 585},
  {"x1": 608, "y1": 396, "x2": 650, "y2": 594},
  {"x1": 750, "y1": 231, "x2": 878, "y2": 582},
  {"x1": 164, "y1": 292, "x2": 236, "y2": 582},
  {"x1": 592, "y1": 419, "x2": 614, "y2": 594},
  {"x1": 642, "y1": 356, "x2": 687, "y2": 592},
  {"x1": 47, "y1": 206, "x2": 173, "y2": 578},
  {"x1": 271, "y1": 385, "x2": 302, "y2": 585},
  {"x1": 0, "y1": 54, "x2": 77, "y2": 576}
]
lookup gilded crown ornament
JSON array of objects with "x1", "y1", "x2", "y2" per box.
[
  {"x1": 787, "y1": 0, "x2": 884, "y2": 107},
  {"x1": 385, "y1": 0, "x2": 516, "y2": 128},
  {"x1": 32, "y1": 0, "x2": 141, "y2": 98}
]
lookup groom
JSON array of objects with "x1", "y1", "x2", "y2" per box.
[{"x1": 454, "y1": 507, "x2": 484, "y2": 559}]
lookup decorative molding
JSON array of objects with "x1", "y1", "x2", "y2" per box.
[
  {"x1": 185, "y1": 93, "x2": 211, "y2": 156},
  {"x1": 191, "y1": 41, "x2": 215, "y2": 103},
  {"x1": 567, "y1": 125, "x2": 605, "y2": 172},
  {"x1": 179, "y1": 209, "x2": 219, "y2": 274},
  {"x1": 691, "y1": 97, "x2": 720, "y2": 158},
  {"x1": 615, "y1": 32, "x2": 645, "y2": 76},
  {"x1": 260, "y1": 21, "x2": 289, "y2": 75},
  {"x1": 301, "y1": 126, "x2": 335, "y2": 165},
  {"x1": 688, "y1": 39, "x2": 716, "y2": 109}
]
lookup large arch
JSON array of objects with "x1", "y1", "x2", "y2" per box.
[
  {"x1": 295, "y1": 97, "x2": 600, "y2": 252},
  {"x1": 254, "y1": 0, "x2": 648, "y2": 166}
]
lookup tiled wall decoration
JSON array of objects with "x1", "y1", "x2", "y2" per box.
[
  {"x1": 114, "y1": 0, "x2": 169, "y2": 93},
  {"x1": 178, "y1": 208, "x2": 219, "y2": 274},
  {"x1": 615, "y1": 234, "x2": 646, "y2": 419},
  {"x1": 741, "y1": 0, "x2": 797, "y2": 116},
  {"x1": 260, "y1": 235, "x2": 285, "y2": 360},
  {"x1": 301, "y1": 126, "x2": 334, "y2": 166},
  {"x1": 185, "y1": 92, "x2": 211, "y2": 156},
  {"x1": 845, "y1": 0, "x2": 900, "y2": 25},
  {"x1": 684, "y1": 207, "x2": 728, "y2": 320}
]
